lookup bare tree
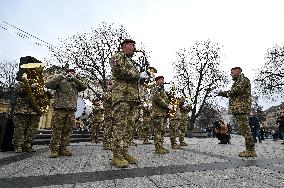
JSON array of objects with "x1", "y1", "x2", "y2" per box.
[
  {"x1": 195, "y1": 102, "x2": 222, "y2": 130},
  {"x1": 48, "y1": 22, "x2": 131, "y2": 93},
  {"x1": 172, "y1": 40, "x2": 229, "y2": 135},
  {"x1": 0, "y1": 59, "x2": 18, "y2": 116},
  {"x1": 251, "y1": 95, "x2": 266, "y2": 123},
  {"x1": 254, "y1": 44, "x2": 284, "y2": 100}
]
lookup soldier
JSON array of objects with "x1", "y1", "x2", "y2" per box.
[
  {"x1": 12, "y1": 80, "x2": 41, "y2": 153},
  {"x1": 217, "y1": 67, "x2": 256, "y2": 157},
  {"x1": 102, "y1": 80, "x2": 113, "y2": 150},
  {"x1": 169, "y1": 106, "x2": 181, "y2": 149},
  {"x1": 91, "y1": 96, "x2": 104, "y2": 143},
  {"x1": 179, "y1": 97, "x2": 190, "y2": 146},
  {"x1": 139, "y1": 82, "x2": 152, "y2": 144},
  {"x1": 151, "y1": 76, "x2": 171, "y2": 154},
  {"x1": 46, "y1": 68, "x2": 87, "y2": 158},
  {"x1": 109, "y1": 39, "x2": 140, "y2": 168}
]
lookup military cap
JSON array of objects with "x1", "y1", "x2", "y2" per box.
[
  {"x1": 155, "y1": 76, "x2": 164, "y2": 81},
  {"x1": 66, "y1": 68, "x2": 76, "y2": 73},
  {"x1": 120, "y1": 39, "x2": 136, "y2": 46},
  {"x1": 231, "y1": 67, "x2": 242, "y2": 71}
]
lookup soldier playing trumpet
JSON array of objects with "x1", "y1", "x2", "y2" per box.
[
  {"x1": 151, "y1": 76, "x2": 172, "y2": 154},
  {"x1": 46, "y1": 68, "x2": 87, "y2": 158}
]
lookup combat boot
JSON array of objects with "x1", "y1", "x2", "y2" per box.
[
  {"x1": 15, "y1": 146, "x2": 23, "y2": 153},
  {"x1": 49, "y1": 150, "x2": 59, "y2": 158},
  {"x1": 161, "y1": 147, "x2": 170, "y2": 153},
  {"x1": 180, "y1": 141, "x2": 188, "y2": 146},
  {"x1": 59, "y1": 147, "x2": 72, "y2": 156},
  {"x1": 111, "y1": 155, "x2": 129, "y2": 168},
  {"x1": 154, "y1": 148, "x2": 166, "y2": 154},
  {"x1": 238, "y1": 150, "x2": 257, "y2": 157},
  {"x1": 123, "y1": 153, "x2": 137, "y2": 164},
  {"x1": 171, "y1": 143, "x2": 180, "y2": 149},
  {"x1": 24, "y1": 143, "x2": 36, "y2": 152},
  {"x1": 143, "y1": 139, "x2": 151, "y2": 145}
]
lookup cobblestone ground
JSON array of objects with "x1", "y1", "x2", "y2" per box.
[{"x1": 0, "y1": 134, "x2": 283, "y2": 188}]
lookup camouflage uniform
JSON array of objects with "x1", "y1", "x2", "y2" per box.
[
  {"x1": 179, "y1": 103, "x2": 190, "y2": 146},
  {"x1": 142, "y1": 107, "x2": 152, "y2": 144},
  {"x1": 91, "y1": 100, "x2": 104, "y2": 143},
  {"x1": 169, "y1": 107, "x2": 182, "y2": 149},
  {"x1": 139, "y1": 83, "x2": 152, "y2": 144},
  {"x1": 218, "y1": 73, "x2": 255, "y2": 156},
  {"x1": 151, "y1": 85, "x2": 170, "y2": 154},
  {"x1": 103, "y1": 90, "x2": 113, "y2": 150},
  {"x1": 46, "y1": 74, "x2": 87, "y2": 157},
  {"x1": 110, "y1": 51, "x2": 140, "y2": 166},
  {"x1": 12, "y1": 82, "x2": 41, "y2": 153}
]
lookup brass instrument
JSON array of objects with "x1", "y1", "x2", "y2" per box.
[
  {"x1": 21, "y1": 62, "x2": 50, "y2": 115},
  {"x1": 168, "y1": 83, "x2": 180, "y2": 118}
]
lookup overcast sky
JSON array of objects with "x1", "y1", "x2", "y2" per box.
[{"x1": 1, "y1": 0, "x2": 284, "y2": 109}]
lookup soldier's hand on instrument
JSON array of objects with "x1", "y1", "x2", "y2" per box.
[
  {"x1": 168, "y1": 104, "x2": 173, "y2": 110},
  {"x1": 140, "y1": 71, "x2": 149, "y2": 79},
  {"x1": 212, "y1": 91, "x2": 220, "y2": 96},
  {"x1": 31, "y1": 83, "x2": 39, "y2": 88}
]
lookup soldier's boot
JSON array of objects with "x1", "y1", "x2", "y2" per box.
[
  {"x1": 123, "y1": 153, "x2": 137, "y2": 164},
  {"x1": 49, "y1": 149, "x2": 59, "y2": 158},
  {"x1": 171, "y1": 143, "x2": 180, "y2": 149},
  {"x1": 15, "y1": 146, "x2": 23, "y2": 153},
  {"x1": 154, "y1": 147, "x2": 167, "y2": 154},
  {"x1": 59, "y1": 147, "x2": 72, "y2": 156},
  {"x1": 143, "y1": 139, "x2": 151, "y2": 145},
  {"x1": 238, "y1": 150, "x2": 257, "y2": 157},
  {"x1": 180, "y1": 141, "x2": 188, "y2": 146},
  {"x1": 111, "y1": 154, "x2": 129, "y2": 168},
  {"x1": 91, "y1": 137, "x2": 100, "y2": 143},
  {"x1": 24, "y1": 143, "x2": 36, "y2": 152},
  {"x1": 161, "y1": 147, "x2": 170, "y2": 153}
]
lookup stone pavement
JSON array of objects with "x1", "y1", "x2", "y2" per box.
[{"x1": 0, "y1": 134, "x2": 283, "y2": 188}]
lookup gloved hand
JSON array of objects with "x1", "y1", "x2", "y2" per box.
[
  {"x1": 31, "y1": 83, "x2": 39, "y2": 88},
  {"x1": 168, "y1": 104, "x2": 173, "y2": 110},
  {"x1": 212, "y1": 91, "x2": 220, "y2": 96},
  {"x1": 140, "y1": 72, "x2": 149, "y2": 79},
  {"x1": 143, "y1": 103, "x2": 148, "y2": 108}
]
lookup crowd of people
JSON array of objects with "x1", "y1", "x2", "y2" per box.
[{"x1": 4, "y1": 39, "x2": 284, "y2": 169}]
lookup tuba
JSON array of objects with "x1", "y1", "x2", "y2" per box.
[{"x1": 21, "y1": 63, "x2": 50, "y2": 115}]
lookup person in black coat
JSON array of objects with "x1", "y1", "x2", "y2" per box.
[
  {"x1": 276, "y1": 112, "x2": 284, "y2": 144},
  {"x1": 249, "y1": 113, "x2": 262, "y2": 143}
]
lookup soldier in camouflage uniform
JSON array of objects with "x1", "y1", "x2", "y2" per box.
[
  {"x1": 46, "y1": 68, "x2": 87, "y2": 158},
  {"x1": 179, "y1": 97, "x2": 190, "y2": 146},
  {"x1": 169, "y1": 106, "x2": 181, "y2": 149},
  {"x1": 12, "y1": 82, "x2": 41, "y2": 153},
  {"x1": 91, "y1": 97, "x2": 104, "y2": 143},
  {"x1": 103, "y1": 80, "x2": 113, "y2": 150},
  {"x1": 109, "y1": 39, "x2": 140, "y2": 168},
  {"x1": 151, "y1": 76, "x2": 171, "y2": 154},
  {"x1": 217, "y1": 67, "x2": 256, "y2": 157},
  {"x1": 139, "y1": 82, "x2": 152, "y2": 144}
]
